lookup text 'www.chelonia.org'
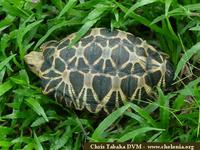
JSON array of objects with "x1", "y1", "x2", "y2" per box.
[{"x1": 84, "y1": 142, "x2": 197, "y2": 150}]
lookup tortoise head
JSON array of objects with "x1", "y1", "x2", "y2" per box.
[{"x1": 24, "y1": 51, "x2": 44, "y2": 77}]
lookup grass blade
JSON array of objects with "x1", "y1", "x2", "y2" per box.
[
  {"x1": 125, "y1": 0, "x2": 157, "y2": 17},
  {"x1": 34, "y1": 20, "x2": 72, "y2": 50},
  {"x1": 57, "y1": 0, "x2": 77, "y2": 18},
  {"x1": 174, "y1": 42, "x2": 200, "y2": 79},
  {"x1": 34, "y1": 131, "x2": 43, "y2": 150},
  {"x1": 17, "y1": 18, "x2": 43, "y2": 59},
  {"x1": 53, "y1": 126, "x2": 72, "y2": 149},
  {"x1": 157, "y1": 88, "x2": 170, "y2": 129},
  {"x1": 118, "y1": 127, "x2": 165, "y2": 142},
  {"x1": 70, "y1": 2, "x2": 109, "y2": 46},
  {"x1": 115, "y1": 2, "x2": 178, "y2": 42},
  {"x1": 25, "y1": 98, "x2": 48, "y2": 122},
  {"x1": 0, "y1": 80, "x2": 14, "y2": 97},
  {"x1": 69, "y1": 19, "x2": 98, "y2": 46},
  {"x1": 91, "y1": 104, "x2": 131, "y2": 141},
  {"x1": 0, "y1": 54, "x2": 16, "y2": 71},
  {"x1": 129, "y1": 103, "x2": 157, "y2": 127}
]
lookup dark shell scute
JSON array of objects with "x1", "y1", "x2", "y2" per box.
[
  {"x1": 121, "y1": 76, "x2": 138, "y2": 98},
  {"x1": 132, "y1": 63, "x2": 145, "y2": 75},
  {"x1": 59, "y1": 48, "x2": 76, "y2": 63},
  {"x1": 77, "y1": 58, "x2": 90, "y2": 73},
  {"x1": 67, "y1": 58, "x2": 77, "y2": 70},
  {"x1": 93, "y1": 75, "x2": 112, "y2": 101},
  {"x1": 69, "y1": 71, "x2": 84, "y2": 96},
  {"x1": 84, "y1": 43, "x2": 102, "y2": 65},
  {"x1": 81, "y1": 36, "x2": 94, "y2": 47},
  {"x1": 41, "y1": 57, "x2": 53, "y2": 72},
  {"x1": 136, "y1": 47, "x2": 146, "y2": 57},
  {"x1": 93, "y1": 59, "x2": 104, "y2": 72},
  {"x1": 108, "y1": 38, "x2": 121, "y2": 48},
  {"x1": 95, "y1": 36, "x2": 107, "y2": 47},
  {"x1": 104, "y1": 60, "x2": 116, "y2": 75},
  {"x1": 119, "y1": 63, "x2": 133, "y2": 75},
  {"x1": 111, "y1": 46, "x2": 129, "y2": 67},
  {"x1": 55, "y1": 58, "x2": 65, "y2": 72}
]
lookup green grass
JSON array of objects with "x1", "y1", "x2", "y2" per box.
[{"x1": 1, "y1": 0, "x2": 200, "y2": 149}]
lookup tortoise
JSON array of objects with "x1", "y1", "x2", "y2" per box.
[{"x1": 24, "y1": 28, "x2": 174, "y2": 114}]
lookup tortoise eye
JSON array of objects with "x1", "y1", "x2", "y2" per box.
[{"x1": 28, "y1": 64, "x2": 34, "y2": 68}]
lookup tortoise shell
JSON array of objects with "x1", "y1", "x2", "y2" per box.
[{"x1": 26, "y1": 28, "x2": 174, "y2": 114}]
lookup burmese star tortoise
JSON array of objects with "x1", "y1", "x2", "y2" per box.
[{"x1": 24, "y1": 28, "x2": 174, "y2": 114}]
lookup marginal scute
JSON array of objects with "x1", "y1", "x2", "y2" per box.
[
  {"x1": 122, "y1": 39, "x2": 134, "y2": 48},
  {"x1": 147, "y1": 48, "x2": 163, "y2": 63},
  {"x1": 146, "y1": 71, "x2": 162, "y2": 86},
  {"x1": 135, "y1": 87, "x2": 148, "y2": 99},
  {"x1": 56, "y1": 82, "x2": 65, "y2": 95},
  {"x1": 64, "y1": 85, "x2": 73, "y2": 105},
  {"x1": 43, "y1": 70, "x2": 60, "y2": 78},
  {"x1": 45, "y1": 78, "x2": 62, "y2": 93},
  {"x1": 165, "y1": 61, "x2": 174, "y2": 87},
  {"x1": 41, "y1": 78, "x2": 50, "y2": 89},
  {"x1": 127, "y1": 34, "x2": 136, "y2": 43},
  {"x1": 55, "y1": 91, "x2": 63, "y2": 103},
  {"x1": 38, "y1": 27, "x2": 174, "y2": 114},
  {"x1": 105, "y1": 91, "x2": 116, "y2": 113},
  {"x1": 118, "y1": 92, "x2": 124, "y2": 106},
  {"x1": 40, "y1": 40, "x2": 58, "y2": 50},
  {"x1": 100, "y1": 28, "x2": 118, "y2": 37},
  {"x1": 57, "y1": 39, "x2": 70, "y2": 50},
  {"x1": 43, "y1": 47, "x2": 55, "y2": 59},
  {"x1": 86, "y1": 89, "x2": 98, "y2": 112}
]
